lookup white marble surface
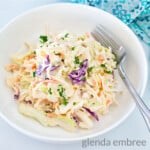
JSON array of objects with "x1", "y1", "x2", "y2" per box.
[{"x1": 0, "y1": 1, "x2": 149, "y2": 150}]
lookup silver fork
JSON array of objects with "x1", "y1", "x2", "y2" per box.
[{"x1": 92, "y1": 25, "x2": 150, "y2": 132}]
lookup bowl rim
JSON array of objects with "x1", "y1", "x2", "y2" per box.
[{"x1": 0, "y1": 3, "x2": 148, "y2": 143}]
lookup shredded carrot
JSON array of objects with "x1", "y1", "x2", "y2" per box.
[
  {"x1": 92, "y1": 80, "x2": 96, "y2": 87},
  {"x1": 60, "y1": 53, "x2": 65, "y2": 59},
  {"x1": 32, "y1": 64, "x2": 37, "y2": 70},
  {"x1": 20, "y1": 66, "x2": 26, "y2": 71},
  {"x1": 15, "y1": 76, "x2": 21, "y2": 82},
  {"x1": 45, "y1": 79, "x2": 59, "y2": 84},
  {"x1": 51, "y1": 102, "x2": 57, "y2": 109},
  {"x1": 32, "y1": 80, "x2": 42, "y2": 88},
  {"x1": 25, "y1": 54, "x2": 35, "y2": 60},
  {"x1": 47, "y1": 113, "x2": 57, "y2": 118},
  {"x1": 106, "y1": 99, "x2": 111, "y2": 105},
  {"x1": 32, "y1": 79, "x2": 58, "y2": 88},
  {"x1": 98, "y1": 55, "x2": 104, "y2": 62},
  {"x1": 103, "y1": 73, "x2": 107, "y2": 76},
  {"x1": 97, "y1": 91, "x2": 101, "y2": 97},
  {"x1": 5, "y1": 64, "x2": 19, "y2": 72},
  {"x1": 98, "y1": 80, "x2": 103, "y2": 89},
  {"x1": 97, "y1": 80, "x2": 103, "y2": 96}
]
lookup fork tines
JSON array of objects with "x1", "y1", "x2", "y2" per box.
[{"x1": 91, "y1": 25, "x2": 120, "y2": 50}]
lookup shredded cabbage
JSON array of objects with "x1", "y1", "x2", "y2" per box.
[{"x1": 6, "y1": 31, "x2": 120, "y2": 131}]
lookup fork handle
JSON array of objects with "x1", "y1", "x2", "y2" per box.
[{"x1": 118, "y1": 64, "x2": 150, "y2": 132}]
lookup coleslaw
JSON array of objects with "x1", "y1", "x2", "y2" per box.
[{"x1": 6, "y1": 31, "x2": 118, "y2": 131}]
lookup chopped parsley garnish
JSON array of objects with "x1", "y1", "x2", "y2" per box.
[
  {"x1": 73, "y1": 102, "x2": 76, "y2": 105},
  {"x1": 57, "y1": 85, "x2": 65, "y2": 96},
  {"x1": 71, "y1": 46, "x2": 75, "y2": 51},
  {"x1": 62, "y1": 98, "x2": 68, "y2": 105},
  {"x1": 61, "y1": 33, "x2": 69, "y2": 40},
  {"x1": 57, "y1": 85, "x2": 68, "y2": 105},
  {"x1": 87, "y1": 66, "x2": 94, "y2": 73},
  {"x1": 73, "y1": 66, "x2": 77, "y2": 69},
  {"x1": 80, "y1": 61, "x2": 84, "y2": 66},
  {"x1": 40, "y1": 35, "x2": 48, "y2": 43},
  {"x1": 100, "y1": 64, "x2": 112, "y2": 74},
  {"x1": 33, "y1": 71, "x2": 36, "y2": 77},
  {"x1": 74, "y1": 56, "x2": 80, "y2": 64},
  {"x1": 64, "y1": 33, "x2": 69, "y2": 38},
  {"x1": 62, "y1": 99, "x2": 68, "y2": 105},
  {"x1": 73, "y1": 56, "x2": 85, "y2": 66},
  {"x1": 82, "y1": 76, "x2": 86, "y2": 81},
  {"x1": 33, "y1": 51, "x2": 36, "y2": 55},
  {"x1": 87, "y1": 66, "x2": 94, "y2": 76},
  {"x1": 104, "y1": 70, "x2": 112, "y2": 74},
  {"x1": 48, "y1": 88, "x2": 53, "y2": 95},
  {"x1": 100, "y1": 64, "x2": 106, "y2": 67}
]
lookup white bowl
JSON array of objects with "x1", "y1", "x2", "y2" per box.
[{"x1": 0, "y1": 3, "x2": 148, "y2": 143}]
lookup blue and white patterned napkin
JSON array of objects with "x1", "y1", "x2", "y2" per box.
[{"x1": 59, "y1": 0, "x2": 150, "y2": 46}]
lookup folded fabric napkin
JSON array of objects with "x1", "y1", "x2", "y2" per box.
[{"x1": 59, "y1": 0, "x2": 150, "y2": 46}]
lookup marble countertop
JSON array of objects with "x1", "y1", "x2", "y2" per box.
[{"x1": 0, "y1": 1, "x2": 149, "y2": 150}]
